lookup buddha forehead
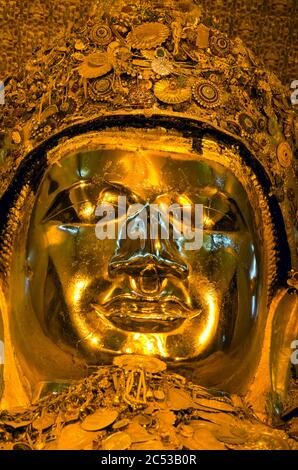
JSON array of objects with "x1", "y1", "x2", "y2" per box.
[{"x1": 42, "y1": 147, "x2": 246, "y2": 205}]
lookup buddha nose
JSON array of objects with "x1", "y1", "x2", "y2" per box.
[{"x1": 108, "y1": 218, "x2": 189, "y2": 281}]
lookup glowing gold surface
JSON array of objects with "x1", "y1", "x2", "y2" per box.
[
  {"x1": 26, "y1": 142, "x2": 258, "y2": 364},
  {"x1": 0, "y1": 1, "x2": 296, "y2": 441}
]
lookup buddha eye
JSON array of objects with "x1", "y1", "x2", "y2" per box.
[
  {"x1": 96, "y1": 184, "x2": 136, "y2": 217},
  {"x1": 43, "y1": 200, "x2": 97, "y2": 225},
  {"x1": 77, "y1": 202, "x2": 96, "y2": 222},
  {"x1": 97, "y1": 189, "x2": 120, "y2": 207},
  {"x1": 203, "y1": 208, "x2": 239, "y2": 232}
]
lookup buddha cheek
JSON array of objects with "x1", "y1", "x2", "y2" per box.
[{"x1": 44, "y1": 225, "x2": 115, "y2": 305}]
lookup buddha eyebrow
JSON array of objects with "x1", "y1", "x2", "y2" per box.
[
  {"x1": 41, "y1": 182, "x2": 93, "y2": 222},
  {"x1": 98, "y1": 181, "x2": 141, "y2": 204}
]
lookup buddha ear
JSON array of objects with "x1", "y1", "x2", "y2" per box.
[
  {"x1": 0, "y1": 279, "x2": 31, "y2": 409},
  {"x1": 246, "y1": 287, "x2": 298, "y2": 425}
]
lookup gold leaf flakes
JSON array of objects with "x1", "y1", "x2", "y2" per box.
[
  {"x1": 194, "y1": 429, "x2": 226, "y2": 450},
  {"x1": 57, "y1": 423, "x2": 97, "y2": 450},
  {"x1": 154, "y1": 410, "x2": 176, "y2": 426},
  {"x1": 133, "y1": 414, "x2": 153, "y2": 426},
  {"x1": 74, "y1": 40, "x2": 86, "y2": 51},
  {"x1": 113, "y1": 354, "x2": 166, "y2": 373},
  {"x1": 166, "y1": 387, "x2": 194, "y2": 410},
  {"x1": 128, "y1": 22, "x2": 170, "y2": 50},
  {"x1": 112, "y1": 418, "x2": 130, "y2": 430},
  {"x1": 141, "y1": 49, "x2": 156, "y2": 60},
  {"x1": 101, "y1": 431, "x2": 131, "y2": 450},
  {"x1": 131, "y1": 439, "x2": 166, "y2": 450},
  {"x1": 126, "y1": 423, "x2": 151, "y2": 443},
  {"x1": 178, "y1": 424, "x2": 195, "y2": 438},
  {"x1": 32, "y1": 413, "x2": 56, "y2": 431},
  {"x1": 153, "y1": 389, "x2": 165, "y2": 401},
  {"x1": 194, "y1": 397, "x2": 235, "y2": 412},
  {"x1": 4, "y1": 419, "x2": 32, "y2": 429},
  {"x1": 11, "y1": 131, "x2": 22, "y2": 144},
  {"x1": 72, "y1": 52, "x2": 85, "y2": 61},
  {"x1": 81, "y1": 408, "x2": 118, "y2": 431}
]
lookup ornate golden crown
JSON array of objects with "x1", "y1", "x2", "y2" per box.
[{"x1": 0, "y1": 0, "x2": 297, "y2": 268}]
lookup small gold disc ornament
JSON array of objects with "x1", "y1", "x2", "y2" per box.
[
  {"x1": 192, "y1": 80, "x2": 221, "y2": 108},
  {"x1": 209, "y1": 33, "x2": 231, "y2": 57},
  {"x1": 277, "y1": 141, "x2": 292, "y2": 168},
  {"x1": 88, "y1": 77, "x2": 113, "y2": 101},
  {"x1": 89, "y1": 23, "x2": 113, "y2": 46}
]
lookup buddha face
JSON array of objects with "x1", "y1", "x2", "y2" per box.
[{"x1": 27, "y1": 143, "x2": 259, "y2": 364}]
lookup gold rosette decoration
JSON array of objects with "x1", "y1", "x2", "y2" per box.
[
  {"x1": 237, "y1": 112, "x2": 257, "y2": 136},
  {"x1": 154, "y1": 78, "x2": 192, "y2": 104},
  {"x1": 151, "y1": 57, "x2": 174, "y2": 76},
  {"x1": 88, "y1": 77, "x2": 113, "y2": 101},
  {"x1": 209, "y1": 32, "x2": 231, "y2": 57},
  {"x1": 127, "y1": 22, "x2": 170, "y2": 50},
  {"x1": 192, "y1": 80, "x2": 222, "y2": 108},
  {"x1": 277, "y1": 141, "x2": 293, "y2": 168},
  {"x1": 89, "y1": 23, "x2": 113, "y2": 46}
]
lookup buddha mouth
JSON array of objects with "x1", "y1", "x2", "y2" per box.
[{"x1": 93, "y1": 295, "x2": 197, "y2": 333}]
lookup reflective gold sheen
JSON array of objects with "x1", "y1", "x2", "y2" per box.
[
  {"x1": 27, "y1": 134, "x2": 258, "y2": 365},
  {"x1": 0, "y1": 0, "x2": 297, "y2": 450}
]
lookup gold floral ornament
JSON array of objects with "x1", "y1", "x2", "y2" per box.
[
  {"x1": 113, "y1": 355, "x2": 166, "y2": 406},
  {"x1": 154, "y1": 78, "x2": 192, "y2": 104},
  {"x1": 151, "y1": 47, "x2": 174, "y2": 76},
  {"x1": 78, "y1": 52, "x2": 113, "y2": 79},
  {"x1": 151, "y1": 57, "x2": 174, "y2": 76},
  {"x1": 127, "y1": 22, "x2": 170, "y2": 50},
  {"x1": 209, "y1": 32, "x2": 231, "y2": 57},
  {"x1": 89, "y1": 23, "x2": 113, "y2": 46},
  {"x1": 192, "y1": 80, "x2": 221, "y2": 108},
  {"x1": 88, "y1": 77, "x2": 113, "y2": 101},
  {"x1": 277, "y1": 141, "x2": 293, "y2": 168}
]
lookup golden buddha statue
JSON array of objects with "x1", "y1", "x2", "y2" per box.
[{"x1": 0, "y1": 0, "x2": 297, "y2": 450}]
